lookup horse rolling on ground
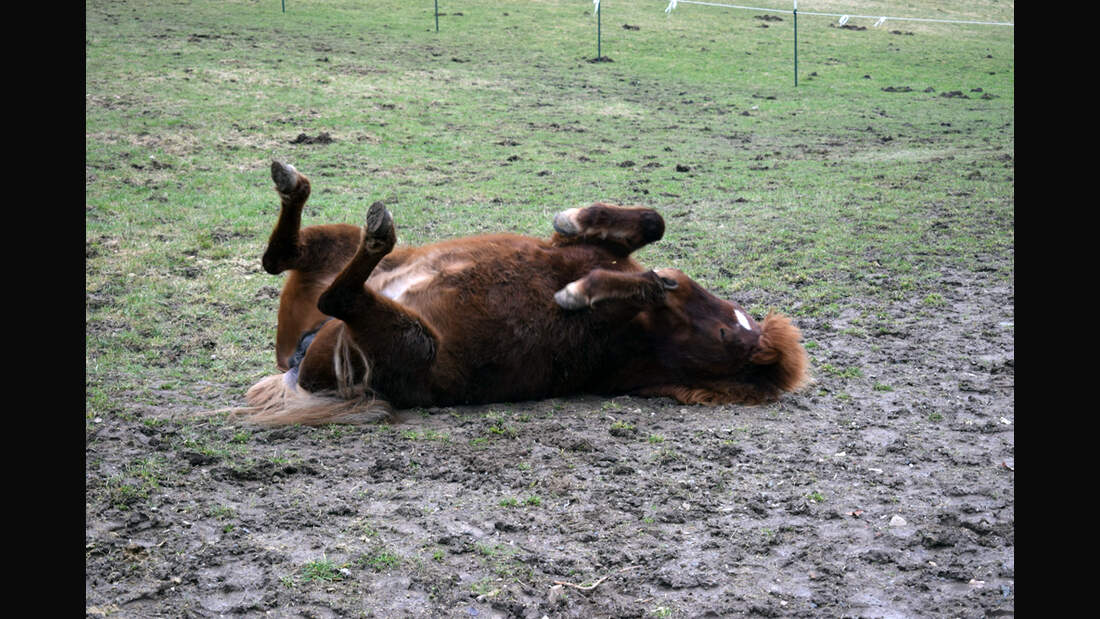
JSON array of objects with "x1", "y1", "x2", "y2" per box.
[{"x1": 232, "y1": 161, "x2": 808, "y2": 425}]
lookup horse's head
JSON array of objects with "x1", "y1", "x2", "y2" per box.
[
  {"x1": 621, "y1": 268, "x2": 806, "y2": 404},
  {"x1": 645, "y1": 268, "x2": 763, "y2": 373}
]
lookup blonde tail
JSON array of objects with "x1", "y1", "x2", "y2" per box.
[{"x1": 224, "y1": 324, "x2": 391, "y2": 426}]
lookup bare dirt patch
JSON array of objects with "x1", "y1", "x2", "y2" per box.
[{"x1": 85, "y1": 259, "x2": 1013, "y2": 617}]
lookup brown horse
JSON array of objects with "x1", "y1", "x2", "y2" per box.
[{"x1": 232, "y1": 161, "x2": 808, "y2": 425}]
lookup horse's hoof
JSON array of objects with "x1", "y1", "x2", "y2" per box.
[
  {"x1": 553, "y1": 208, "x2": 581, "y2": 236},
  {"x1": 554, "y1": 281, "x2": 588, "y2": 310},
  {"x1": 271, "y1": 161, "x2": 301, "y2": 194},
  {"x1": 365, "y1": 201, "x2": 394, "y2": 238}
]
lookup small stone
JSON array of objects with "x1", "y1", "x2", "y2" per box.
[
  {"x1": 889, "y1": 515, "x2": 907, "y2": 527},
  {"x1": 547, "y1": 584, "x2": 567, "y2": 606}
]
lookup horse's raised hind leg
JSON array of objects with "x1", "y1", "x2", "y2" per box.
[
  {"x1": 262, "y1": 161, "x2": 363, "y2": 274},
  {"x1": 316, "y1": 201, "x2": 398, "y2": 316},
  {"x1": 262, "y1": 161, "x2": 313, "y2": 275},
  {"x1": 297, "y1": 202, "x2": 440, "y2": 405},
  {"x1": 551, "y1": 202, "x2": 665, "y2": 256}
]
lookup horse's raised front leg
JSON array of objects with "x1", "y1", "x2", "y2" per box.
[
  {"x1": 296, "y1": 202, "x2": 440, "y2": 406},
  {"x1": 554, "y1": 268, "x2": 678, "y2": 312},
  {"x1": 262, "y1": 161, "x2": 363, "y2": 370},
  {"x1": 551, "y1": 202, "x2": 665, "y2": 256}
]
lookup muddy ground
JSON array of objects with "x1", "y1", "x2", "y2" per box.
[{"x1": 85, "y1": 257, "x2": 1013, "y2": 617}]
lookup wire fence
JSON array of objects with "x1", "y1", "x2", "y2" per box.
[
  {"x1": 662, "y1": 1, "x2": 1014, "y2": 28},
  {"x1": 595, "y1": 1, "x2": 1014, "y2": 85},
  {"x1": 279, "y1": 2, "x2": 1014, "y2": 86}
]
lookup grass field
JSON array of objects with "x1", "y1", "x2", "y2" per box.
[
  {"x1": 86, "y1": 0, "x2": 1012, "y2": 416},
  {"x1": 86, "y1": 2, "x2": 1013, "y2": 615}
]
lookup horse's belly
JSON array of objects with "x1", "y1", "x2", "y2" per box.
[
  {"x1": 365, "y1": 237, "x2": 570, "y2": 316},
  {"x1": 361, "y1": 236, "x2": 638, "y2": 403}
]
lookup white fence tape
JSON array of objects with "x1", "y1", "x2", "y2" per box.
[{"x1": 663, "y1": 0, "x2": 1014, "y2": 27}]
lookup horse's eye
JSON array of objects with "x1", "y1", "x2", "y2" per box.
[{"x1": 719, "y1": 327, "x2": 727, "y2": 340}]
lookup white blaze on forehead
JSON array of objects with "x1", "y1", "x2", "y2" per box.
[{"x1": 734, "y1": 309, "x2": 752, "y2": 331}]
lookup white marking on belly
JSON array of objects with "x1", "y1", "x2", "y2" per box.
[
  {"x1": 734, "y1": 309, "x2": 752, "y2": 331},
  {"x1": 368, "y1": 250, "x2": 473, "y2": 304},
  {"x1": 378, "y1": 271, "x2": 433, "y2": 302}
]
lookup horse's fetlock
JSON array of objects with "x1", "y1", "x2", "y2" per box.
[{"x1": 362, "y1": 237, "x2": 394, "y2": 255}]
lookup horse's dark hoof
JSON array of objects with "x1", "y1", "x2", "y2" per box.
[
  {"x1": 363, "y1": 201, "x2": 396, "y2": 254},
  {"x1": 553, "y1": 208, "x2": 581, "y2": 236},
  {"x1": 365, "y1": 201, "x2": 394, "y2": 238},
  {"x1": 554, "y1": 281, "x2": 588, "y2": 310},
  {"x1": 271, "y1": 161, "x2": 301, "y2": 194}
]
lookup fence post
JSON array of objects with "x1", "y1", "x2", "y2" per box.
[
  {"x1": 597, "y1": 1, "x2": 602, "y2": 59},
  {"x1": 793, "y1": 1, "x2": 798, "y2": 86}
]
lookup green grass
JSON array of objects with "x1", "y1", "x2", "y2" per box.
[
  {"x1": 86, "y1": 0, "x2": 1013, "y2": 418},
  {"x1": 360, "y1": 550, "x2": 402, "y2": 572},
  {"x1": 209, "y1": 504, "x2": 235, "y2": 520},
  {"x1": 402, "y1": 429, "x2": 451, "y2": 442},
  {"x1": 611, "y1": 421, "x2": 634, "y2": 430},
  {"x1": 100, "y1": 456, "x2": 170, "y2": 510},
  {"x1": 499, "y1": 495, "x2": 543, "y2": 508},
  {"x1": 300, "y1": 556, "x2": 347, "y2": 582}
]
